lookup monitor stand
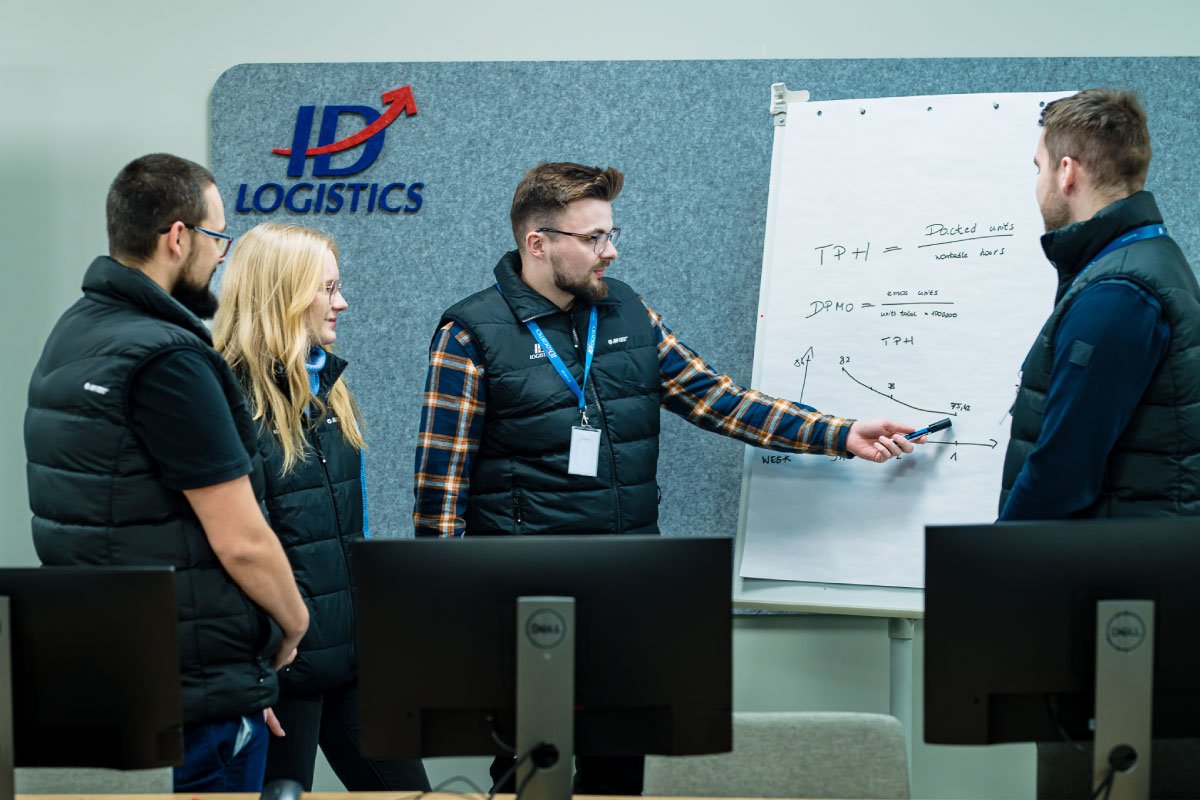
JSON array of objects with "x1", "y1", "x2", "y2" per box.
[
  {"x1": 1093, "y1": 599, "x2": 1154, "y2": 800},
  {"x1": 516, "y1": 596, "x2": 575, "y2": 800},
  {"x1": 1, "y1": 597, "x2": 15, "y2": 800}
]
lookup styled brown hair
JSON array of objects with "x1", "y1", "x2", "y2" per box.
[
  {"x1": 107, "y1": 153, "x2": 215, "y2": 262},
  {"x1": 1039, "y1": 89, "x2": 1151, "y2": 195},
  {"x1": 510, "y1": 162, "x2": 624, "y2": 249}
]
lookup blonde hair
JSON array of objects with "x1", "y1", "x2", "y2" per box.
[{"x1": 213, "y1": 222, "x2": 365, "y2": 473}]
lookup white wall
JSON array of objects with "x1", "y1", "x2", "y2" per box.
[{"x1": 4, "y1": 1, "x2": 1198, "y2": 797}]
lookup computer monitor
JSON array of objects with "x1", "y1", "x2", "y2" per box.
[
  {"x1": 924, "y1": 518, "x2": 1200, "y2": 798},
  {"x1": 355, "y1": 535, "x2": 732, "y2": 797},
  {"x1": 0, "y1": 566, "x2": 183, "y2": 800}
]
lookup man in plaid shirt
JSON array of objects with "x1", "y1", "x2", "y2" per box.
[
  {"x1": 412, "y1": 162, "x2": 922, "y2": 795},
  {"x1": 414, "y1": 162, "x2": 921, "y2": 540}
]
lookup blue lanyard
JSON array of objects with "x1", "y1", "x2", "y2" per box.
[
  {"x1": 1077, "y1": 224, "x2": 1168, "y2": 281},
  {"x1": 526, "y1": 308, "x2": 598, "y2": 424},
  {"x1": 495, "y1": 284, "x2": 598, "y2": 424}
]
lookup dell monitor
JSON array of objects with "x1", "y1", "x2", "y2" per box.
[
  {"x1": 0, "y1": 566, "x2": 183, "y2": 800},
  {"x1": 924, "y1": 518, "x2": 1200, "y2": 800},
  {"x1": 355, "y1": 535, "x2": 733, "y2": 800}
]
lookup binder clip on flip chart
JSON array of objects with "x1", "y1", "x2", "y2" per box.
[{"x1": 770, "y1": 83, "x2": 811, "y2": 126}]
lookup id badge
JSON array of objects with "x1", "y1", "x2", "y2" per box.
[{"x1": 568, "y1": 425, "x2": 602, "y2": 477}]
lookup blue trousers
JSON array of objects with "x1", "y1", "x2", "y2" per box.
[{"x1": 173, "y1": 714, "x2": 269, "y2": 793}]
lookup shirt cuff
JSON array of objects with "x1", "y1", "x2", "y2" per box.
[{"x1": 833, "y1": 417, "x2": 855, "y2": 457}]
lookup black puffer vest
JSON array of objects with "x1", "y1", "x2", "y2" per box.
[
  {"x1": 441, "y1": 251, "x2": 661, "y2": 536},
  {"x1": 26, "y1": 256, "x2": 280, "y2": 724},
  {"x1": 1000, "y1": 192, "x2": 1200, "y2": 517},
  {"x1": 252, "y1": 352, "x2": 362, "y2": 695}
]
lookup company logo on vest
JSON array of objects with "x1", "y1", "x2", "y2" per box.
[{"x1": 235, "y1": 84, "x2": 425, "y2": 217}]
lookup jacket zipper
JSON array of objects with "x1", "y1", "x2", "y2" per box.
[
  {"x1": 570, "y1": 313, "x2": 623, "y2": 534},
  {"x1": 310, "y1": 422, "x2": 358, "y2": 631}
]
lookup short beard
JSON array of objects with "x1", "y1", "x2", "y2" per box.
[
  {"x1": 1040, "y1": 189, "x2": 1071, "y2": 233},
  {"x1": 171, "y1": 253, "x2": 219, "y2": 319},
  {"x1": 551, "y1": 253, "x2": 609, "y2": 305}
]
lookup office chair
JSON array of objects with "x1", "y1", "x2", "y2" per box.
[{"x1": 644, "y1": 711, "x2": 909, "y2": 799}]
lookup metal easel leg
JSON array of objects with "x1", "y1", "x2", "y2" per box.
[{"x1": 888, "y1": 617, "x2": 915, "y2": 770}]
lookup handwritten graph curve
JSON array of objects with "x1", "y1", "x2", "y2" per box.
[{"x1": 840, "y1": 367, "x2": 959, "y2": 417}]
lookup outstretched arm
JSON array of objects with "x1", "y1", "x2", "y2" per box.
[{"x1": 649, "y1": 303, "x2": 917, "y2": 460}]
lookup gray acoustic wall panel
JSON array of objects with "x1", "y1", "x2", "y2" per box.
[{"x1": 212, "y1": 58, "x2": 1199, "y2": 541}]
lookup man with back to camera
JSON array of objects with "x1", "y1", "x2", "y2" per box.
[
  {"x1": 24, "y1": 153, "x2": 309, "y2": 792},
  {"x1": 413, "y1": 161, "x2": 924, "y2": 794},
  {"x1": 999, "y1": 89, "x2": 1200, "y2": 521}
]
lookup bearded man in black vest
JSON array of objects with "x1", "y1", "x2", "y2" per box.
[
  {"x1": 413, "y1": 162, "x2": 924, "y2": 795},
  {"x1": 999, "y1": 90, "x2": 1200, "y2": 521},
  {"x1": 25, "y1": 154, "x2": 309, "y2": 792}
]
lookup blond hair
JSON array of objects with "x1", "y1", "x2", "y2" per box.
[{"x1": 213, "y1": 223, "x2": 365, "y2": 473}]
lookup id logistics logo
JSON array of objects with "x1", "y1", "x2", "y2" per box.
[{"x1": 235, "y1": 84, "x2": 425, "y2": 216}]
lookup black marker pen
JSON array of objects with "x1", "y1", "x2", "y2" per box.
[{"x1": 906, "y1": 417, "x2": 952, "y2": 440}]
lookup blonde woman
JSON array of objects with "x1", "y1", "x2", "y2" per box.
[{"x1": 214, "y1": 223, "x2": 429, "y2": 791}]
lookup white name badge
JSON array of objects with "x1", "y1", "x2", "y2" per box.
[{"x1": 568, "y1": 425, "x2": 602, "y2": 477}]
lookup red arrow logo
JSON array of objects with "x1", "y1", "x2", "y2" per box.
[{"x1": 273, "y1": 85, "x2": 418, "y2": 157}]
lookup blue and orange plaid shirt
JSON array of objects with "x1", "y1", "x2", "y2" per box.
[{"x1": 413, "y1": 302, "x2": 853, "y2": 537}]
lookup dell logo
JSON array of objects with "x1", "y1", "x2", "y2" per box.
[
  {"x1": 526, "y1": 608, "x2": 567, "y2": 649},
  {"x1": 1105, "y1": 611, "x2": 1147, "y2": 653}
]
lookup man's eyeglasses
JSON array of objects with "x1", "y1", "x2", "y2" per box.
[
  {"x1": 157, "y1": 223, "x2": 235, "y2": 258},
  {"x1": 324, "y1": 280, "x2": 345, "y2": 300},
  {"x1": 535, "y1": 227, "x2": 621, "y2": 255}
]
